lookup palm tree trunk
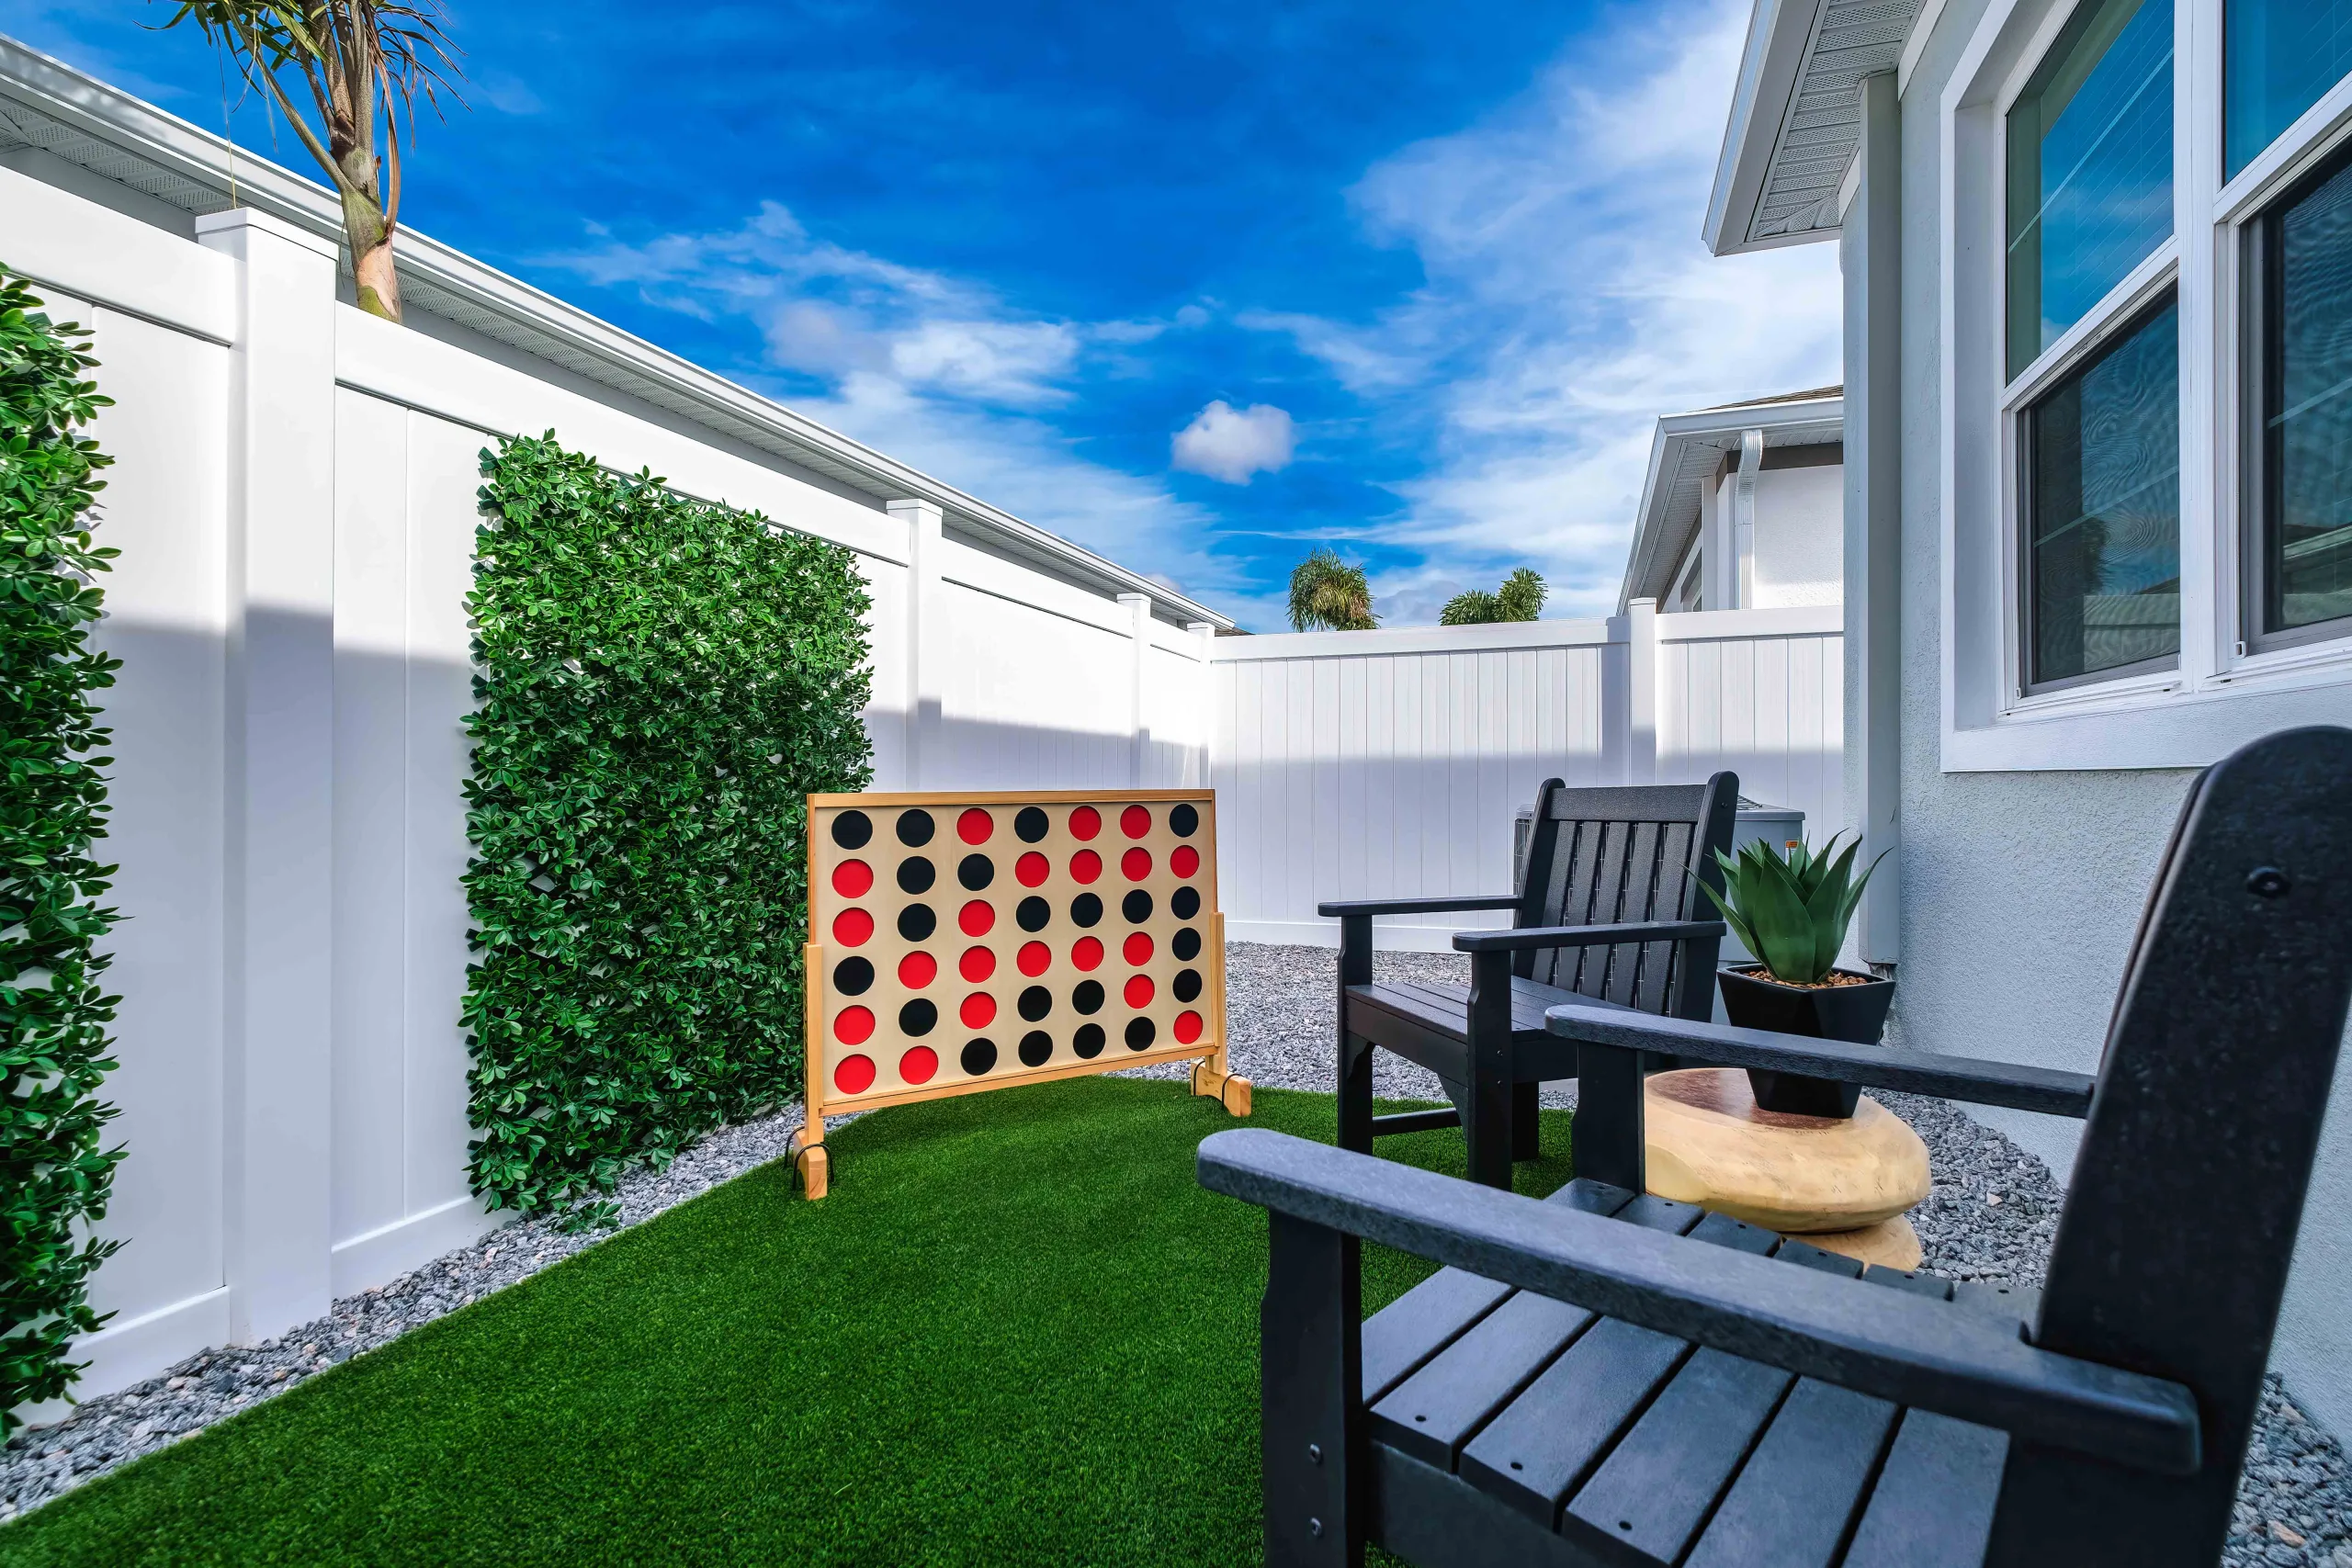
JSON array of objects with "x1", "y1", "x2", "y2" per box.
[{"x1": 341, "y1": 186, "x2": 401, "y2": 321}]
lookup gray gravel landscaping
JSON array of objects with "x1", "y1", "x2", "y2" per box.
[{"x1": 5, "y1": 940, "x2": 2348, "y2": 1562}]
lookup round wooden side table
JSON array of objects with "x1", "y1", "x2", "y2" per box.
[{"x1": 1641, "y1": 1067, "x2": 1932, "y2": 1269}]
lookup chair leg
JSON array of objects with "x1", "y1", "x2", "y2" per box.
[
  {"x1": 1465, "y1": 952, "x2": 1514, "y2": 1190},
  {"x1": 1261, "y1": 1213, "x2": 1365, "y2": 1567},
  {"x1": 1337, "y1": 1032, "x2": 1374, "y2": 1156},
  {"x1": 1511, "y1": 1081, "x2": 1540, "y2": 1161}
]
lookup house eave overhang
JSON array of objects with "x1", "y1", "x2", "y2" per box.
[
  {"x1": 1615, "y1": 395, "x2": 1844, "y2": 615},
  {"x1": 0, "y1": 35, "x2": 1235, "y2": 630},
  {"x1": 1702, "y1": 0, "x2": 1924, "y2": 258}
]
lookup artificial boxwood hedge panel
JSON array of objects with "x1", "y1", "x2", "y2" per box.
[
  {"x1": 0, "y1": 271, "x2": 126, "y2": 1433},
  {"x1": 463, "y1": 434, "x2": 873, "y2": 1218}
]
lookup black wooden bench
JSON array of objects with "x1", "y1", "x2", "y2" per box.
[
  {"x1": 1319, "y1": 775, "x2": 1738, "y2": 1190},
  {"x1": 1205, "y1": 726, "x2": 2352, "y2": 1567}
]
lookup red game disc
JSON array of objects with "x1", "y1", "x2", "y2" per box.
[
  {"x1": 960, "y1": 992, "x2": 997, "y2": 1028},
  {"x1": 1121, "y1": 805, "x2": 1152, "y2": 839},
  {"x1": 959, "y1": 945, "x2": 996, "y2": 982},
  {"x1": 833, "y1": 1054, "x2": 876, "y2": 1095},
  {"x1": 831, "y1": 859, "x2": 874, "y2": 897},
  {"x1": 900, "y1": 1045, "x2": 938, "y2": 1085},
  {"x1": 1125, "y1": 975, "x2": 1155, "y2": 1009},
  {"x1": 899, "y1": 951, "x2": 937, "y2": 988},
  {"x1": 1124, "y1": 931, "x2": 1154, "y2": 965},
  {"x1": 831, "y1": 908, "x2": 874, "y2": 947},
  {"x1": 1069, "y1": 850, "x2": 1102, "y2": 884},
  {"x1": 1174, "y1": 1010, "x2": 1204, "y2": 1044},
  {"x1": 1017, "y1": 941, "x2": 1051, "y2": 976},
  {"x1": 957, "y1": 807, "x2": 994, "y2": 844},
  {"x1": 1171, "y1": 845, "x2": 1200, "y2": 878},
  {"x1": 834, "y1": 1005, "x2": 876, "y2": 1044},
  {"x1": 1122, "y1": 847, "x2": 1152, "y2": 881},
  {"x1": 1072, "y1": 936, "x2": 1104, "y2": 971},
  {"x1": 1015, "y1": 852, "x2": 1050, "y2": 886},
  {"x1": 1069, "y1": 806, "x2": 1102, "y2": 840},
  {"x1": 959, "y1": 899, "x2": 995, "y2": 936}
]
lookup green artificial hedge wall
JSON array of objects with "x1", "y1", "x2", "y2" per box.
[
  {"x1": 462, "y1": 434, "x2": 874, "y2": 1219},
  {"x1": 0, "y1": 271, "x2": 126, "y2": 1434}
]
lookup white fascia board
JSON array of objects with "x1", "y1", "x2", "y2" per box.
[
  {"x1": 1616, "y1": 397, "x2": 1845, "y2": 614},
  {"x1": 0, "y1": 35, "x2": 1235, "y2": 631},
  {"x1": 1704, "y1": 0, "x2": 1837, "y2": 256}
]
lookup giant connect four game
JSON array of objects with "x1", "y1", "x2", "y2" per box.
[{"x1": 790, "y1": 789, "x2": 1250, "y2": 1198}]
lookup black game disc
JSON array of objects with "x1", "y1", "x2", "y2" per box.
[
  {"x1": 1170, "y1": 803, "x2": 1199, "y2": 837},
  {"x1": 1171, "y1": 886, "x2": 1201, "y2": 920},
  {"x1": 1073, "y1": 980, "x2": 1105, "y2": 1015},
  {"x1": 1014, "y1": 807, "x2": 1050, "y2": 843},
  {"x1": 899, "y1": 998, "x2": 938, "y2": 1036},
  {"x1": 1173, "y1": 968, "x2": 1203, "y2": 1002},
  {"x1": 1073, "y1": 1023, "x2": 1106, "y2": 1059},
  {"x1": 895, "y1": 809, "x2": 935, "y2": 847},
  {"x1": 897, "y1": 903, "x2": 936, "y2": 942},
  {"x1": 1016, "y1": 896, "x2": 1051, "y2": 931},
  {"x1": 1123, "y1": 889, "x2": 1154, "y2": 924},
  {"x1": 1070, "y1": 893, "x2": 1103, "y2": 928},
  {"x1": 831, "y1": 810, "x2": 873, "y2": 850},
  {"x1": 958, "y1": 853, "x2": 995, "y2": 891},
  {"x1": 1125, "y1": 1017, "x2": 1157, "y2": 1051},
  {"x1": 1018, "y1": 1030, "x2": 1053, "y2": 1066},
  {"x1": 961, "y1": 1038, "x2": 998, "y2": 1076},
  {"x1": 897, "y1": 856, "x2": 936, "y2": 894},
  {"x1": 1171, "y1": 927, "x2": 1202, "y2": 962},
  {"x1": 1018, "y1": 986, "x2": 1053, "y2": 1021},
  {"x1": 833, "y1": 956, "x2": 875, "y2": 996}
]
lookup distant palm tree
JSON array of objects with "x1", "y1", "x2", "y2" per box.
[
  {"x1": 1442, "y1": 567, "x2": 1546, "y2": 626},
  {"x1": 1287, "y1": 548, "x2": 1378, "y2": 631}
]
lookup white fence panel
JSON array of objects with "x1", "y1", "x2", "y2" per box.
[
  {"x1": 1210, "y1": 611, "x2": 1843, "y2": 950},
  {"x1": 1207, "y1": 624, "x2": 1621, "y2": 949}
]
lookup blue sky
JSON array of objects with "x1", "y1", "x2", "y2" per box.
[{"x1": 15, "y1": 0, "x2": 1840, "y2": 629}]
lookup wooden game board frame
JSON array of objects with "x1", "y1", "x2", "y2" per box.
[{"x1": 790, "y1": 788, "x2": 1250, "y2": 1200}]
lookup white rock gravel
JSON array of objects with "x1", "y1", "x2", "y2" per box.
[{"x1": 5, "y1": 940, "x2": 2346, "y2": 1561}]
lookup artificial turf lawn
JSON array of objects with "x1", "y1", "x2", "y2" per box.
[{"x1": 0, "y1": 1077, "x2": 1574, "y2": 1567}]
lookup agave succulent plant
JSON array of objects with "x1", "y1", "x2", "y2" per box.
[{"x1": 1701, "y1": 832, "x2": 1884, "y2": 987}]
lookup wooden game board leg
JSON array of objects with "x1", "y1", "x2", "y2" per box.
[
  {"x1": 1189, "y1": 912, "x2": 1252, "y2": 1117},
  {"x1": 798, "y1": 940, "x2": 831, "y2": 1201}
]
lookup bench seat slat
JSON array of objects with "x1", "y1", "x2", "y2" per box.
[
  {"x1": 1840, "y1": 1409, "x2": 2008, "y2": 1568},
  {"x1": 1560, "y1": 1347, "x2": 1796, "y2": 1564},
  {"x1": 1371, "y1": 1292, "x2": 1596, "y2": 1467},
  {"x1": 1683, "y1": 1378, "x2": 1900, "y2": 1568},
  {"x1": 1456, "y1": 1316, "x2": 1689, "y2": 1527}
]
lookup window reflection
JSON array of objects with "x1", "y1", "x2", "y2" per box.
[
  {"x1": 2226, "y1": 0, "x2": 2352, "y2": 178},
  {"x1": 2256, "y1": 149, "x2": 2352, "y2": 637}
]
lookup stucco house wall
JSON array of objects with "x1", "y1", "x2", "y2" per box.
[{"x1": 1891, "y1": 0, "x2": 2352, "y2": 1438}]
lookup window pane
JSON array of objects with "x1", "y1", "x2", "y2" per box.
[
  {"x1": 2261, "y1": 150, "x2": 2352, "y2": 634},
  {"x1": 2026, "y1": 299, "x2": 2181, "y2": 686},
  {"x1": 2007, "y1": 0, "x2": 2175, "y2": 379},
  {"x1": 2226, "y1": 0, "x2": 2352, "y2": 178}
]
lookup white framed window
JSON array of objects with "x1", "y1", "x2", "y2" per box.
[{"x1": 1941, "y1": 0, "x2": 2352, "y2": 770}]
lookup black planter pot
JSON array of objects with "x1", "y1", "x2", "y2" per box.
[{"x1": 1715, "y1": 965, "x2": 1895, "y2": 1119}]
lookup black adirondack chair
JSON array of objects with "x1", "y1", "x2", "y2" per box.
[
  {"x1": 1317, "y1": 774, "x2": 1738, "y2": 1190},
  {"x1": 1203, "y1": 726, "x2": 2352, "y2": 1568}
]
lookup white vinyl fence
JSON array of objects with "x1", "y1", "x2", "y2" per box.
[{"x1": 1209, "y1": 603, "x2": 1845, "y2": 948}]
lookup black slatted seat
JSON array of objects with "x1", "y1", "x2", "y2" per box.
[
  {"x1": 1356, "y1": 1178, "x2": 2037, "y2": 1568},
  {"x1": 1322, "y1": 777, "x2": 1738, "y2": 1188}
]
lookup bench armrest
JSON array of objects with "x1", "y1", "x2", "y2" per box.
[
  {"x1": 1317, "y1": 894, "x2": 1521, "y2": 918},
  {"x1": 1544, "y1": 1003, "x2": 2096, "y2": 1119},
  {"x1": 1453, "y1": 919, "x2": 1724, "y2": 954},
  {"x1": 1197, "y1": 1129, "x2": 2199, "y2": 1476}
]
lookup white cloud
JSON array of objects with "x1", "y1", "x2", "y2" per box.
[
  {"x1": 1171, "y1": 400, "x2": 1298, "y2": 484},
  {"x1": 1244, "y1": 0, "x2": 1842, "y2": 619},
  {"x1": 532, "y1": 206, "x2": 1249, "y2": 604}
]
